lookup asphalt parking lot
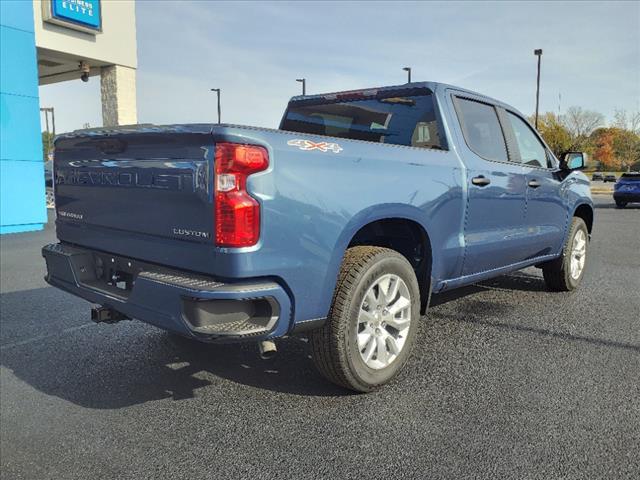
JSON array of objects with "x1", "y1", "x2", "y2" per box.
[{"x1": 1, "y1": 196, "x2": 638, "y2": 480}]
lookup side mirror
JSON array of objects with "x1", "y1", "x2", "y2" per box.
[{"x1": 561, "y1": 152, "x2": 587, "y2": 170}]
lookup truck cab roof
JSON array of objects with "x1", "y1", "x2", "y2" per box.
[{"x1": 288, "y1": 81, "x2": 512, "y2": 111}]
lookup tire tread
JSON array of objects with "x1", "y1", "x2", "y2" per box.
[
  {"x1": 310, "y1": 246, "x2": 410, "y2": 391},
  {"x1": 542, "y1": 217, "x2": 588, "y2": 292}
]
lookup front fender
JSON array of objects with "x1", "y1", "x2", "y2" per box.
[{"x1": 564, "y1": 172, "x2": 594, "y2": 240}]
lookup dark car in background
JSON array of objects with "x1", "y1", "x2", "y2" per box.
[
  {"x1": 614, "y1": 172, "x2": 640, "y2": 208},
  {"x1": 604, "y1": 174, "x2": 617, "y2": 183},
  {"x1": 591, "y1": 172, "x2": 604, "y2": 181},
  {"x1": 44, "y1": 160, "x2": 53, "y2": 187},
  {"x1": 44, "y1": 160, "x2": 54, "y2": 208}
]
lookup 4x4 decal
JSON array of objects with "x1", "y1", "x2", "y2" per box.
[{"x1": 287, "y1": 139, "x2": 343, "y2": 153}]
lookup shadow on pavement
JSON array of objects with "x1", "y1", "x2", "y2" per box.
[
  {"x1": 3, "y1": 270, "x2": 635, "y2": 409},
  {"x1": 430, "y1": 270, "x2": 547, "y2": 308},
  {"x1": 446, "y1": 313, "x2": 640, "y2": 353},
  {"x1": 1, "y1": 288, "x2": 350, "y2": 407},
  {"x1": 429, "y1": 272, "x2": 640, "y2": 353}
]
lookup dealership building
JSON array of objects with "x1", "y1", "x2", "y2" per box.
[{"x1": 0, "y1": 0, "x2": 137, "y2": 234}]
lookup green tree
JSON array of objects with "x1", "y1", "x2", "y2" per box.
[
  {"x1": 532, "y1": 112, "x2": 573, "y2": 159},
  {"x1": 611, "y1": 128, "x2": 640, "y2": 172},
  {"x1": 42, "y1": 131, "x2": 54, "y2": 161}
]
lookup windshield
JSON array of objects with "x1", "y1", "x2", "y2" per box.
[{"x1": 280, "y1": 88, "x2": 445, "y2": 150}]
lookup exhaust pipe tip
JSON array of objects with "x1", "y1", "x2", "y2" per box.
[{"x1": 258, "y1": 340, "x2": 277, "y2": 360}]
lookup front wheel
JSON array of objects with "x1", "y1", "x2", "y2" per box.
[
  {"x1": 310, "y1": 246, "x2": 420, "y2": 392},
  {"x1": 615, "y1": 199, "x2": 627, "y2": 208},
  {"x1": 542, "y1": 217, "x2": 589, "y2": 291}
]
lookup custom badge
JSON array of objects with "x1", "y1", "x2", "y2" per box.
[{"x1": 287, "y1": 139, "x2": 343, "y2": 153}]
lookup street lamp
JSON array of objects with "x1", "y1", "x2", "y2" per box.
[
  {"x1": 403, "y1": 67, "x2": 412, "y2": 83},
  {"x1": 40, "y1": 107, "x2": 56, "y2": 160},
  {"x1": 210, "y1": 88, "x2": 221, "y2": 124},
  {"x1": 296, "y1": 78, "x2": 306, "y2": 95},
  {"x1": 534, "y1": 49, "x2": 543, "y2": 129},
  {"x1": 40, "y1": 107, "x2": 56, "y2": 136}
]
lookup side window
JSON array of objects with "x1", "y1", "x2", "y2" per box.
[
  {"x1": 411, "y1": 121, "x2": 439, "y2": 149},
  {"x1": 455, "y1": 97, "x2": 508, "y2": 162},
  {"x1": 506, "y1": 112, "x2": 548, "y2": 168}
]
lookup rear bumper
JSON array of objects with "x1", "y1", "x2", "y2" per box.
[
  {"x1": 613, "y1": 192, "x2": 640, "y2": 202},
  {"x1": 42, "y1": 243, "x2": 292, "y2": 342}
]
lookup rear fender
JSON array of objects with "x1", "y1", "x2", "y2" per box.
[{"x1": 319, "y1": 203, "x2": 432, "y2": 314}]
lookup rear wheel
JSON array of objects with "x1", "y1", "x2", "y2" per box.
[
  {"x1": 615, "y1": 199, "x2": 627, "y2": 208},
  {"x1": 310, "y1": 246, "x2": 420, "y2": 392},
  {"x1": 542, "y1": 217, "x2": 589, "y2": 291}
]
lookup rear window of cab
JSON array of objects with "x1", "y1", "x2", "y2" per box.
[{"x1": 280, "y1": 87, "x2": 447, "y2": 150}]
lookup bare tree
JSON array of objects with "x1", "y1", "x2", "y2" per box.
[
  {"x1": 562, "y1": 107, "x2": 604, "y2": 143},
  {"x1": 613, "y1": 109, "x2": 640, "y2": 135}
]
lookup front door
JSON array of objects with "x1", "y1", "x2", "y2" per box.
[{"x1": 503, "y1": 111, "x2": 568, "y2": 258}]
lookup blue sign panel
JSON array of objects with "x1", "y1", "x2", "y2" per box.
[
  {"x1": 51, "y1": 0, "x2": 101, "y2": 30},
  {"x1": 1, "y1": 1, "x2": 47, "y2": 235}
]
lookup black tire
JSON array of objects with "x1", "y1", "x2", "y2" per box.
[
  {"x1": 309, "y1": 246, "x2": 420, "y2": 392},
  {"x1": 615, "y1": 200, "x2": 627, "y2": 208},
  {"x1": 542, "y1": 217, "x2": 589, "y2": 292}
]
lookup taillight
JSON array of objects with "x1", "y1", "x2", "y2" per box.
[{"x1": 214, "y1": 143, "x2": 269, "y2": 247}]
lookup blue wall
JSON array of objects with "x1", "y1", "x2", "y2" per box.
[{"x1": 1, "y1": 0, "x2": 46, "y2": 234}]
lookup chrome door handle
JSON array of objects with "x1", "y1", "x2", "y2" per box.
[
  {"x1": 528, "y1": 179, "x2": 541, "y2": 188},
  {"x1": 471, "y1": 176, "x2": 491, "y2": 187}
]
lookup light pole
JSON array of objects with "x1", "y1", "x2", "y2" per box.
[
  {"x1": 210, "y1": 88, "x2": 221, "y2": 124},
  {"x1": 40, "y1": 107, "x2": 55, "y2": 136},
  {"x1": 534, "y1": 49, "x2": 542, "y2": 129},
  {"x1": 40, "y1": 107, "x2": 56, "y2": 160},
  {"x1": 296, "y1": 78, "x2": 306, "y2": 95},
  {"x1": 403, "y1": 67, "x2": 412, "y2": 83}
]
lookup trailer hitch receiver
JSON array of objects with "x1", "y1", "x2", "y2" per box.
[{"x1": 91, "y1": 305, "x2": 130, "y2": 324}]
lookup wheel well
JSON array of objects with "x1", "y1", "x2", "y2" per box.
[
  {"x1": 348, "y1": 218, "x2": 432, "y2": 313},
  {"x1": 574, "y1": 204, "x2": 594, "y2": 234}
]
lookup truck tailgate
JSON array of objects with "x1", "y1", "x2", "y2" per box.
[{"x1": 54, "y1": 129, "x2": 214, "y2": 247}]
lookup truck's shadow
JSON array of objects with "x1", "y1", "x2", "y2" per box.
[
  {"x1": 2, "y1": 271, "x2": 635, "y2": 409},
  {"x1": 1, "y1": 287, "x2": 350, "y2": 407},
  {"x1": 430, "y1": 270, "x2": 548, "y2": 307}
]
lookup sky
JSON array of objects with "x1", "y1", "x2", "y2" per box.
[{"x1": 40, "y1": 0, "x2": 640, "y2": 134}]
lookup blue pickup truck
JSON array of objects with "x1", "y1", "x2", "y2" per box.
[{"x1": 43, "y1": 82, "x2": 593, "y2": 392}]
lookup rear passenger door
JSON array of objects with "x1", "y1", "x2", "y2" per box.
[
  {"x1": 451, "y1": 95, "x2": 530, "y2": 276},
  {"x1": 503, "y1": 111, "x2": 567, "y2": 257}
]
